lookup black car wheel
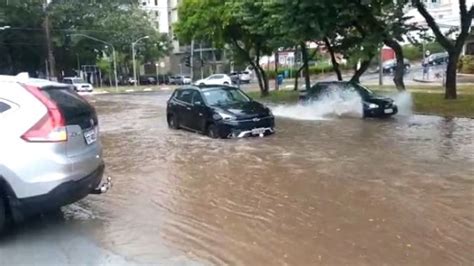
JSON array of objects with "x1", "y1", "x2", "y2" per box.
[
  {"x1": 207, "y1": 124, "x2": 220, "y2": 139},
  {"x1": 223, "y1": 82, "x2": 229, "y2": 85},
  {"x1": 168, "y1": 114, "x2": 180, "y2": 129}
]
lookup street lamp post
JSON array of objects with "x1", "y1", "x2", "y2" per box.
[
  {"x1": 70, "y1": 33, "x2": 118, "y2": 91},
  {"x1": 132, "y1": 36, "x2": 150, "y2": 87}
]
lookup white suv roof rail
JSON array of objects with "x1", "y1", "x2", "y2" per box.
[{"x1": 0, "y1": 73, "x2": 65, "y2": 87}]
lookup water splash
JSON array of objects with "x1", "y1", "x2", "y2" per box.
[
  {"x1": 271, "y1": 90, "x2": 363, "y2": 120},
  {"x1": 389, "y1": 91, "x2": 413, "y2": 116}
]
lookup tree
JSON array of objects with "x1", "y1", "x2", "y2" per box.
[
  {"x1": 350, "y1": 0, "x2": 419, "y2": 90},
  {"x1": 0, "y1": 1, "x2": 46, "y2": 75},
  {"x1": 175, "y1": 0, "x2": 276, "y2": 96},
  {"x1": 269, "y1": 0, "x2": 333, "y2": 90},
  {"x1": 0, "y1": 0, "x2": 167, "y2": 78},
  {"x1": 412, "y1": 0, "x2": 474, "y2": 99}
]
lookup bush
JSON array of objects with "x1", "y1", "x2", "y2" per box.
[{"x1": 459, "y1": 55, "x2": 474, "y2": 74}]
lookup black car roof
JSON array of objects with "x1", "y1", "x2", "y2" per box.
[{"x1": 315, "y1": 81, "x2": 351, "y2": 86}]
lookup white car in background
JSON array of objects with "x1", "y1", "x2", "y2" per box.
[
  {"x1": 63, "y1": 77, "x2": 94, "y2": 92},
  {"x1": 195, "y1": 74, "x2": 232, "y2": 86},
  {"x1": 182, "y1": 75, "x2": 192, "y2": 85}
]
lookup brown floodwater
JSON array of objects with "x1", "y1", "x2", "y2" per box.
[
  {"x1": 80, "y1": 92, "x2": 473, "y2": 265},
  {"x1": 4, "y1": 91, "x2": 470, "y2": 265}
]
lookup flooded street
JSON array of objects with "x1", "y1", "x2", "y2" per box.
[{"x1": 1, "y1": 91, "x2": 473, "y2": 265}]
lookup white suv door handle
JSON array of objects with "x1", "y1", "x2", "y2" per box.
[{"x1": 186, "y1": 107, "x2": 191, "y2": 110}]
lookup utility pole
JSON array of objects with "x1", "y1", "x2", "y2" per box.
[
  {"x1": 275, "y1": 51, "x2": 279, "y2": 91},
  {"x1": 132, "y1": 43, "x2": 137, "y2": 86},
  {"x1": 43, "y1": 0, "x2": 56, "y2": 80},
  {"x1": 379, "y1": 46, "x2": 383, "y2": 86},
  {"x1": 190, "y1": 39, "x2": 194, "y2": 80},
  {"x1": 132, "y1": 36, "x2": 149, "y2": 87},
  {"x1": 200, "y1": 42, "x2": 204, "y2": 79}
]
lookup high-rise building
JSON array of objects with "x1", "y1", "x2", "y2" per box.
[{"x1": 139, "y1": 0, "x2": 169, "y2": 34}]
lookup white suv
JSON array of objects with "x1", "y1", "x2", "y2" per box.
[
  {"x1": 195, "y1": 74, "x2": 232, "y2": 86},
  {"x1": 0, "y1": 74, "x2": 110, "y2": 232}
]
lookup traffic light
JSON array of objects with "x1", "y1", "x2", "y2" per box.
[{"x1": 184, "y1": 56, "x2": 191, "y2": 67}]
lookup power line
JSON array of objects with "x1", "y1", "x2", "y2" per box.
[{"x1": 6, "y1": 27, "x2": 126, "y2": 34}]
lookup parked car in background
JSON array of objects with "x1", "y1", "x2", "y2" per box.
[
  {"x1": 0, "y1": 74, "x2": 111, "y2": 232},
  {"x1": 195, "y1": 74, "x2": 232, "y2": 86},
  {"x1": 299, "y1": 81, "x2": 398, "y2": 118},
  {"x1": 182, "y1": 75, "x2": 192, "y2": 85},
  {"x1": 229, "y1": 71, "x2": 252, "y2": 84},
  {"x1": 169, "y1": 75, "x2": 192, "y2": 85},
  {"x1": 382, "y1": 59, "x2": 411, "y2": 74},
  {"x1": 139, "y1": 75, "x2": 157, "y2": 85},
  {"x1": 169, "y1": 76, "x2": 180, "y2": 85},
  {"x1": 428, "y1": 52, "x2": 448, "y2": 65},
  {"x1": 62, "y1": 77, "x2": 93, "y2": 92},
  {"x1": 167, "y1": 85, "x2": 274, "y2": 138},
  {"x1": 155, "y1": 74, "x2": 170, "y2": 85}
]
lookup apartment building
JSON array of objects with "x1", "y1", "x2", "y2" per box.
[{"x1": 406, "y1": 0, "x2": 474, "y2": 55}]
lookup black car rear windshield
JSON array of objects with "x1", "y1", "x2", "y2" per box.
[
  {"x1": 202, "y1": 88, "x2": 250, "y2": 106},
  {"x1": 40, "y1": 86, "x2": 97, "y2": 129}
]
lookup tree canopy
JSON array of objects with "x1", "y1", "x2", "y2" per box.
[{"x1": 0, "y1": 0, "x2": 168, "y2": 78}]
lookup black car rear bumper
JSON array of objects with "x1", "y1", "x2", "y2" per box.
[
  {"x1": 9, "y1": 164, "x2": 105, "y2": 219},
  {"x1": 215, "y1": 116, "x2": 275, "y2": 138}
]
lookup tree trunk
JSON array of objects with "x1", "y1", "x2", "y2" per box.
[
  {"x1": 250, "y1": 61, "x2": 265, "y2": 95},
  {"x1": 445, "y1": 51, "x2": 460, "y2": 99},
  {"x1": 384, "y1": 39, "x2": 405, "y2": 91},
  {"x1": 413, "y1": 0, "x2": 473, "y2": 99},
  {"x1": 324, "y1": 37, "x2": 342, "y2": 81},
  {"x1": 351, "y1": 55, "x2": 373, "y2": 83},
  {"x1": 254, "y1": 64, "x2": 269, "y2": 97},
  {"x1": 293, "y1": 65, "x2": 304, "y2": 91},
  {"x1": 300, "y1": 42, "x2": 311, "y2": 90},
  {"x1": 275, "y1": 51, "x2": 279, "y2": 90},
  {"x1": 231, "y1": 38, "x2": 268, "y2": 96}
]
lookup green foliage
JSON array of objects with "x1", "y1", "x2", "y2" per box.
[
  {"x1": 0, "y1": 0, "x2": 168, "y2": 76},
  {"x1": 403, "y1": 42, "x2": 445, "y2": 61}
]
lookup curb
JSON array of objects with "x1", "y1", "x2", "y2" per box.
[{"x1": 412, "y1": 78, "x2": 440, "y2": 84}]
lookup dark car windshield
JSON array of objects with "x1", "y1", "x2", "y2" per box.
[
  {"x1": 202, "y1": 88, "x2": 250, "y2": 106},
  {"x1": 349, "y1": 83, "x2": 375, "y2": 99}
]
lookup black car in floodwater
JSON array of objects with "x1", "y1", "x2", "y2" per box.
[
  {"x1": 167, "y1": 85, "x2": 275, "y2": 138},
  {"x1": 299, "y1": 81, "x2": 398, "y2": 117}
]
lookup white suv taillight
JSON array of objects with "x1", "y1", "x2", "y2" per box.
[{"x1": 21, "y1": 85, "x2": 67, "y2": 142}]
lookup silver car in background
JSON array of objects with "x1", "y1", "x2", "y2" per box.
[{"x1": 0, "y1": 74, "x2": 110, "y2": 232}]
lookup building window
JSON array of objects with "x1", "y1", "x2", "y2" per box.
[
  {"x1": 155, "y1": 11, "x2": 159, "y2": 17},
  {"x1": 155, "y1": 0, "x2": 158, "y2": 5}
]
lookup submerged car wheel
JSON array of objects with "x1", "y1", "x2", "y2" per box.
[
  {"x1": 207, "y1": 124, "x2": 220, "y2": 139},
  {"x1": 168, "y1": 114, "x2": 180, "y2": 129}
]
